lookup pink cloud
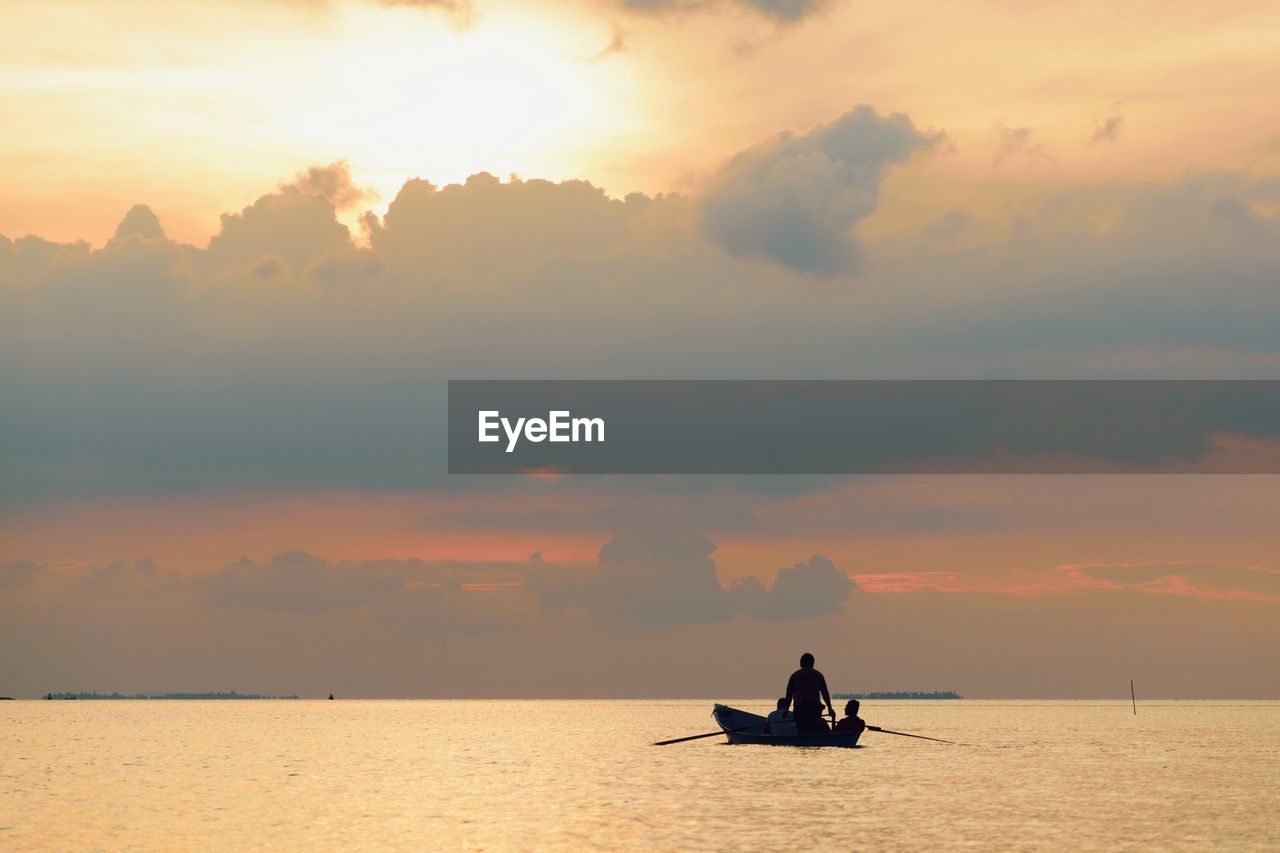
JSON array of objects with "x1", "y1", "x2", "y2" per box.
[
  {"x1": 1059, "y1": 561, "x2": 1280, "y2": 602},
  {"x1": 851, "y1": 572, "x2": 964, "y2": 593}
]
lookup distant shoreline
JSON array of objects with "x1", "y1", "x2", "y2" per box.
[{"x1": 42, "y1": 692, "x2": 300, "y2": 700}]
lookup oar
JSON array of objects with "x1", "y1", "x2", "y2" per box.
[
  {"x1": 867, "y1": 725, "x2": 955, "y2": 744},
  {"x1": 655, "y1": 718, "x2": 956, "y2": 747},
  {"x1": 654, "y1": 718, "x2": 777, "y2": 746}
]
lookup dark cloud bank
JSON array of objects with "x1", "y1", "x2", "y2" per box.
[
  {"x1": 2, "y1": 105, "x2": 1280, "y2": 697},
  {"x1": 3, "y1": 104, "x2": 1279, "y2": 503}
]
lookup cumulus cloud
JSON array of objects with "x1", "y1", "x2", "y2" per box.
[
  {"x1": 0, "y1": 234, "x2": 88, "y2": 286},
  {"x1": 529, "y1": 524, "x2": 734, "y2": 624},
  {"x1": 206, "y1": 185, "x2": 353, "y2": 269},
  {"x1": 529, "y1": 525, "x2": 856, "y2": 624},
  {"x1": 366, "y1": 171, "x2": 649, "y2": 274},
  {"x1": 284, "y1": 161, "x2": 377, "y2": 210},
  {"x1": 728, "y1": 554, "x2": 856, "y2": 620},
  {"x1": 700, "y1": 105, "x2": 938, "y2": 273},
  {"x1": 109, "y1": 204, "x2": 166, "y2": 244}
]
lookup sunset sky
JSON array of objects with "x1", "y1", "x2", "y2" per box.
[{"x1": 2, "y1": 0, "x2": 1278, "y2": 699}]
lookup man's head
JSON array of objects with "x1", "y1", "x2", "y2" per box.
[
  {"x1": 776, "y1": 697, "x2": 788, "y2": 711},
  {"x1": 800, "y1": 652, "x2": 815, "y2": 669},
  {"x1": 845, "y1": 699, "x2": 860, "y2": 716}
]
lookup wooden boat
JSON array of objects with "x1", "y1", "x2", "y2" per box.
[{"x1": 713, "y1": 703, "x2": 863, "y2": 748}]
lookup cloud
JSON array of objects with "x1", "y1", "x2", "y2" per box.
[
  {"x1": 990, "y1": 121, "x2": 1048, "y2": 166},
  {"x1": 700, "y1": 105, "x2": 938, "y2": 273},
  {"x1": 200, "y1": 552, "x2": 404, "y2": 612},
  {"x1": 529, "y1": 524, "x2": 735, "y2": 624},
  {"x1": 206, "y1": 185, "x2": 354, "y2": 270},
  {"x1": 366, "y1": 171, "x2": 649, "y2": 274},
  {"x1": 851, "y1": 572, "x2": 963, "y2": 593},
  {"x1": 1, "y1": 551, "x2": 537, "y2": 643},
  {"x1": 1062, "y1": 561, "x2": 1280, "y2": 601},
  {"x1": 109, "y1": 204, "x2": 166, "y2": 244},
  {"x1": 612, "y1": 0, "x2": 830, "y2": 23},
  {"x1": 0, "y1": 234, "x2": 88, "y2": 287},
  {"x1": 739, "y1": 0, "x2": 827, "y2": 20},
  {"x1": 728, "y1": 554, "x2": 856, "y2": 620},
  {"x1": 2, "y1": 534, "x2": 854, "y2": 633},
  {"x1": 194, "y1": 552, "x2": 569, "y2": 628},
  {"x1": 80, "y1": 557, "x2": 166, "y2": 598},
  {"x1": 1090, "y1": 114, "x2": 1124, "y2": 145},
  {"x1": 283, "y1": 161, "x2": 377, "y2": 210},
  {"x1": 528, "y1": 525, "x2": 856, "y2": 624},
  {"x1": 3, "y1": 124, "x2": 1280, "y2": 503},
  {"x1": 3, "y1": 552, "x2": 1275, "y2": 698}
]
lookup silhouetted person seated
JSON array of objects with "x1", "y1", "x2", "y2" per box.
[
  {"x1": 834, "y1": 699, "x2": 866, "y2": 736},
  {"x1": 763, "y1": 698, "x2": 797, "y2": 736},
  {"x1": 785, "y1": 652, "x2": 836, "y2": 735}
]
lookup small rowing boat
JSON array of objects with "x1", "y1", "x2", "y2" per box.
[{"x1": 713, "y1": 703, "x2": 863, "y2": 748}]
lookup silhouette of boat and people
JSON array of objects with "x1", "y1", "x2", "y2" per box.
[
  {"x1": 703, "y1": 653, "x2": 869, "y2": 748},
  {"x1": 674, "y1": 652, "x2": 959, "y2": 749}
]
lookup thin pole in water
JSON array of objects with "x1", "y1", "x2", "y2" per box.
[{"x1": 1130, "y1": 679, "x2": 1136, "y2": 715}]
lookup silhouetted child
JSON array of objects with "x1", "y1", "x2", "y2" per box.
[
  {"x1": 834, "y1": 699, "x2": 866, "y2": 735},
  {"x1": 763, "y1": 697, "x2": 797, "y2": 736}
]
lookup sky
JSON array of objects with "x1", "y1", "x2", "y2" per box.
[{"x1": 2, "y1": 0, "x2": 1279, "y2": 699}]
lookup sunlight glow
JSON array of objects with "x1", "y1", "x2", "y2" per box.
[{"x1": 260, "y1": 5, "x2": 629, "y2": 200}]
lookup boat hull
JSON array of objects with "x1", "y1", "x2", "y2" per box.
[{"x1": 713, "y1": 704, "x2": 862, "y2": 748}]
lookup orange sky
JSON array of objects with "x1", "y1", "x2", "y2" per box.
[
  {"x1": 3, "y1": 0, "x2": 1279, "y2": 698},
  {"x1": 3, "y1": 0, "x2": 1279, "y2": 244}
]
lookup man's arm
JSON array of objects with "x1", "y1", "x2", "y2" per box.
[
  {"x1": 818, "y1": 673, "x2": 833, "y2": 714},
  {"x1": 784, "y1": 672, "x2": 797, "y2": 708}
]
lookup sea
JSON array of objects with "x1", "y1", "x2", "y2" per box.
[{"x1": 3, "y1": 700, "x2": 1278, "y2": 850}]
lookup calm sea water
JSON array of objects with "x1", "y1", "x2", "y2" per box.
[{"x1": 3, "y1": 700, "x2": 1278, "y2": 850}]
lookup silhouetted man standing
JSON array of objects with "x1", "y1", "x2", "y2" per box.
[{"x1": 785, "y1": 652, "x2": 835, "y2": 735}]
